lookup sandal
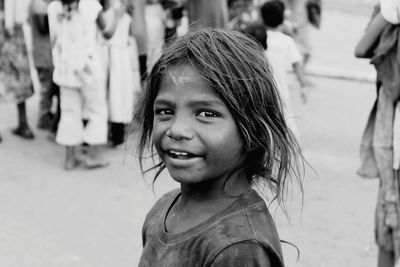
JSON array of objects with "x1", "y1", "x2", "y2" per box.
[{"x1": 12, "y1": 126, "x2": 34, "y2": 140}]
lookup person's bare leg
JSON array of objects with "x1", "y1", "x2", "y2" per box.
[
  {"x1": 378, "y1": 247, "x2": 394, "y2": 267},
  {"x1": 84, "y1": 145, "x2": 109, "y2": 169},
  {"x1": 64, "y1": 146, "x2": 80, "y2": 170}
]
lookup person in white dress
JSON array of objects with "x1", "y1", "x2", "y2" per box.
[
  {"x1": 48, "y1": 0, "x2": 115, "y2": 169},
  {"x1": 100, "y1": 0, "x2": 142, "y2": 146}
]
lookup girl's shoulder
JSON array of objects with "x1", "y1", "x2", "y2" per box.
[
  {"x1": 203, "y1": 190, "x2": 284, "y2": 266},
  {"x1": 145, "y1": 189, "x2": 180, "y2": 221}
]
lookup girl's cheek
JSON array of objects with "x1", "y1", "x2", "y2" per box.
[{"x1": 151, "y1": 124, "x2": 163, "y2": 145}]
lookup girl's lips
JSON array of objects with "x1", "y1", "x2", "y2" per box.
[
  {"x1": 164, "y1": 153, "x2": 203, "y2": 167},
  {"x1": 165, "y1": 149, "x2": 200, "y2": 159}
]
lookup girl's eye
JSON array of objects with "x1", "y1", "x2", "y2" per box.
[
  {"x1": 197, "y1": 110, "x2": 219, "y2": 118},
  {"x1": 155, "y1": 109, "x2": 173, "y2": 116}
]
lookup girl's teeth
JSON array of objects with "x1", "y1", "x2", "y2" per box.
[{"x1": 171, "y1": 151, "x2": 188, "y2": 156}]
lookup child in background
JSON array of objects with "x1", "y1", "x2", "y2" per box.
[
  {"x1": 286, "y1": 0, "x2": 313, "y2": 65},
  {"x1": 29, "y1": 0, "x2": 60, "y2": 137},
  {"x1": 162, "y1": 0, "x2": 185, "y2": 43},
  {"x1": 48, "y1": 0, "x2": 111, "y2": 170},
  {"x1": 145, "y1": 0, "x2": 166, "y2": 71},
  {"x1": 134, "y1": 29, "x2": 304, "y2": 266},
  {"x1": 261, "y1": 0, "x2": 308, "y2": 142},
  {"x1": 100, "y1": 0, "x2": 142, "y2": 146}
]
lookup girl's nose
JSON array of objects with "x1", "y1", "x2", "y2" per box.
[{"x1": 166, "y1": 116, "x2": 194, "y2": 140}]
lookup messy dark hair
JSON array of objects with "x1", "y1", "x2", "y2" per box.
[{"x1": 133, "y1": 29, "x2": 304, "y2": 210}]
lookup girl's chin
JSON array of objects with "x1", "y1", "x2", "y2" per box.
[{"x1": 169, "y1": 175, "x2": 206, "y2": 185}]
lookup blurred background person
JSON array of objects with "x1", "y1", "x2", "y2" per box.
[
  {"x1": 227, "y1": 0, "x2": 255, "y2": 30},
  {"x1": 0, "y1": 0, "x2": 35, "y2": 141},
  {"x1": 28, "y1": 0, "x2": 60, "y2": 139},
  {"x1": 355, "y1": 1, "x2": 400, "y2": 266},
  {"x1": 48, "y1": 0, "x2": 111, "y2": 170},
  {"x1": 100, "y1": 0, "x2": 142, "y2": 147},
  {"x1": 286, "y1": 0, "x2": 319, "y2": 65},
  {"x1": 261, "y1": 0, "x2": 308, "y2": 142},
  {"x1": 161, "y1": 0, "x2": 185, "y2": 43}
]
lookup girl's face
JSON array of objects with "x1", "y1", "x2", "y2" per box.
[{"x1": 152, "y1": 64, "x2": 245, "y2": 185}]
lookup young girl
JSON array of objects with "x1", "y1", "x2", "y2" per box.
[
  {"x1": 134, "y1": 29, "x2": 304, "y2": 266},
  {"x1": 48, "y1": 0, "x2": 113, "y2": 169}
]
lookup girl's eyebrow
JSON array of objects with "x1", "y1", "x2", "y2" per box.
[
  {"x1": 187, "y1": 100, "x2": 225, "y2": 108},
  {"x1": 154, "y1": 99, "x2": 224, "y2": 107},
  {"x1": 154, "y1": 99, "x2": 174, "y2": 106}
]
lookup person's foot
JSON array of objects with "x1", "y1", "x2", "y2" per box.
[
  {"x1": 64, "y1": 158, "x2": 81, "y2": 171},
  {"x1": 12, "y1": 126, "x2": 34, "y2": 139},
  {"x1": 83, "y1": 155, "x2": 110, "y2": 169}
]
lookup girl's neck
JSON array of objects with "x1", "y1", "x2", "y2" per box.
[
  {"x1": 178, "y1": 171, "x2": 251, "y2": 207},
  {"x1": 164, "y1": 171, "x2": 251, "y2": 234}
]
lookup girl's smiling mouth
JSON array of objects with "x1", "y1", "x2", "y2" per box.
[
  {"x1": 162, "y1": 148, "x2": 204, "y2": 166},
  {"x1": 166, "y1": 150, "x2": 200, "y2": 160}
]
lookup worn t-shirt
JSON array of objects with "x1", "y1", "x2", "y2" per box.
[{"x1": 139, "y1": 189, "x2": 284, "y2": 267}]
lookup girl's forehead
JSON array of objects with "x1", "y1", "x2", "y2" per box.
[
  {"x1": 162, "y1": 64, "x2": 204, "y2": 86},
  {"x1": 157, "y1": 64, "x2": 225, "y2": 101}
]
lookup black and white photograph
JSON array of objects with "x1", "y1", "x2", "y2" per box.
[{"x1": 0, "y1": 0, "x2": 394, "y2": 266}]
